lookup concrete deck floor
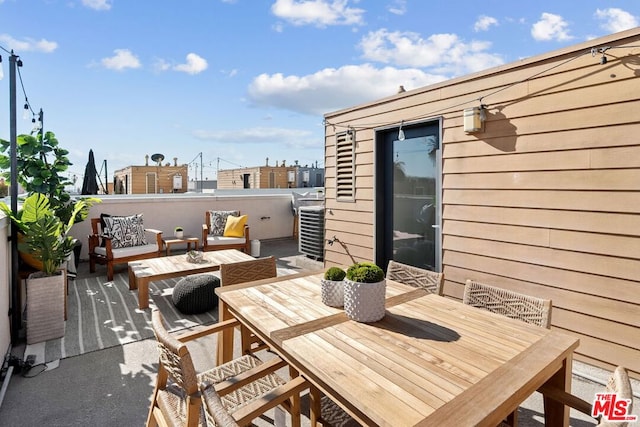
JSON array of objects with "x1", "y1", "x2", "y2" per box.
[{"x1": 0, "y1": 238, "x2": 636, "y2": 426}]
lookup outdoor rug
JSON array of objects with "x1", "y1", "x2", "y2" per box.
[
  {"x1": 24, "y1": 265, "x2": 299, "y2": 367},
  {"x1": 24, "y1": 272, "x2": 216, "y2": 366}
]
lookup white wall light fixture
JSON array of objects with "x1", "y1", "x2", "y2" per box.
[{"x1": 463, "y1": 106, "x2": 485, "y2": 133}]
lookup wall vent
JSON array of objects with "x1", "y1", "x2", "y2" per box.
[{"x1": 336, "y1": 130, "x2": 355, "y2": 201}]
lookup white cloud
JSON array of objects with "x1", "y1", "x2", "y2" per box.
[
  {"x1": 152, "y1": 58, "x2": 172, "y2": 72},
  {"x1": 358, "y1": 29, "x2": 504, "y2": 75},
  {"x1": 595, "y1": 8, "x2": 638, "y2": 34},
  {"x1": 271, "y1": 0, "x2": 365, "y2": 27},
  {"x1": 474, "y1": 15, "x2": 498, "y2": 32},
  {"x1": 247, "y1": 63, "x2": 446, "y2": 116},
  {"x1": 101, "y1": 49, "x2": 141, "y2": 71},
  {"x1": 531, "y1": 13, "x2": 572, "y2": 41},
  {"x1": 0, "y1": 34, "x2": 58, "y2": 53},
  {"x1": 388, "y1": 0, "x2": 406, "y2": 16},
  {"x1": 81, "y1": 0, "x2": 112, "y2": 11},
  {"x1": 173, "y1": 53, "x2": 208, "y2": 75}
]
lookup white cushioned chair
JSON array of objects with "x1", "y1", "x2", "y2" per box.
[
  {"x1": 202, "y1": 210, "x2": 250, "y2": 253},
  {"x1": 88, "y1": 214, "x2": 162, "y2": 281}
]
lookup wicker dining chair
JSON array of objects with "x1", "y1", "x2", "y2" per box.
[
  {"x1": 147, "y1": 310, "x2": 307, "y2": 427},
  {"x1": 539, "y1": 366, "x2": 634, "y2": 427},
  {"x1": 386, "y1": 260, "x2": 445, "y2": 295},
  {"x1": 463, "y1": 279, "x2": 552, "y2": 329},
  {"x1": 463, "y1": 279, "x2": 553, "y2": 427},
  {"x1": 220, "y1": 256, "x2": 278, "y2": 355}
]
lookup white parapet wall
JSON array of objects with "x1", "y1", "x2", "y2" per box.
[{"x1": 69, "y1": 192, "x2": 300, "y2": 260}]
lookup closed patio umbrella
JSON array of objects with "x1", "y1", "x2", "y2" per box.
[{"x1": 81, "y1": 149, "x2": 99, "y2": 195}]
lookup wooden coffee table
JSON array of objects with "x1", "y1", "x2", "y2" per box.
[{"x1": 128, "y1": 249, "x2": 254, "y2": 309}]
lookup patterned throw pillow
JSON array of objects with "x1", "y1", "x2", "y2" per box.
[
  {"x1": 209, "y1": 210, "x2": 240, "y2": 236},
  {"x1": 103, "y1": 214, "x2": 148, "y2": 249}
]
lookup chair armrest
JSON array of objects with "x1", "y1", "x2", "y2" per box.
[
  {"x1": 229, "y1": 376, "x2": 309, "y2": 426},
  {"x1": 88, "y1": 234, "x2": 99, "y2": 252},
  {"x1": 144, "y1": 228, "x2": 163, "y2": 248},
  {"x1": 104, "y1": 236, "x2": 113, "y2": 255},
  {"x1": 177, "y1": 318, "x2": 240, "y2": 343},
  {"x1": 202, "y1": 224, "x2": 209, "y2": 249},
  {"x1": 214, "y1": 357, "x2": 287, "y2": 396},
  {"x1": 538, "y1": 383, "x2": 594, "y2": 417}
]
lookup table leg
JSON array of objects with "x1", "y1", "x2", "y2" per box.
[
  {"x1": 138, "y1": 278, "x2": 150, "y2": 309},
  {"x1": 128, "y1": 266, "x2": 137, "y2": 290},
  {"x1": 216, "y1": 300, "x2": 234, "y2": 365},
  {"x1": 543, "y1": 356, "x2": 573, "y2": 427}
]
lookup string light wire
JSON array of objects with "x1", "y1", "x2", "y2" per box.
[
  {"x1": 324, "y1": 44, "x2": 640, "y2": 133},
  {"x1": 0, "y1": 44, "x2": 42, "y2": 128}
]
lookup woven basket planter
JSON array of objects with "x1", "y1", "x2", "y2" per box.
[
  {"x1": 320, "y1": 279, "x2": 344, "y2": 307},
  {"x1": 26, "y1": 271, "x2": 66, "y2": 344},
  {"x1": 343, "y1": 279, "x2": 386, "y2": 322}
]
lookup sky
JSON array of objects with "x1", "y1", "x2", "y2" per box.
[{"x1": 0, "y1": 0, "x2": 638, "y2": 186}]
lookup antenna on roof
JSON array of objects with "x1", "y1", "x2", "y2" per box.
[{"x1": 151, "y1": 153, "x2": 165, "y2": 166}]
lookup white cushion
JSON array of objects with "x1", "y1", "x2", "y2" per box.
[
  {"x1": 206, "y1": 236, "x2": 246, "y2": 246},
  {"x1": 94, "y1": 243, "x2": 159, "y2": 258}
]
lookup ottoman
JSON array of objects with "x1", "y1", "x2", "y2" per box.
[{"x1": 172, "y1": 274, "x2": 220, "y2": 314}]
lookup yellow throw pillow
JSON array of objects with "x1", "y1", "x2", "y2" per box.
[{"x1": 223, "y1": 215, "x2": 248, "y2": 237}]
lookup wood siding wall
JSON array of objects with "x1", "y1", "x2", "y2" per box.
[
  {"x1": 113, "y1": 165, "x2": 188, "y2": 194},
  {"x1": 217, "y1": 166, "x2": 300, "y2": 189},
  {"x1": 323, "y1": 29, "x2": 640, "y2": 377}
]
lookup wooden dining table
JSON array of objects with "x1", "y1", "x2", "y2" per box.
[{"x1": 216, "y1": 271, "x2": 580, "y2": 427}]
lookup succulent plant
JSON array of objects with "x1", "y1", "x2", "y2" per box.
[
  {"x1": 324, "y1": 266, "x2": 346, "y2": 281},
  {"x1": 346, "y1": 262, "x2": 384, "y2": 283}
]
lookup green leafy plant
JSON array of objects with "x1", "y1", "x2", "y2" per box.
[
  {"x1": 174, "y1": 226, "x2": 184, "y2": 232},
  {"x1": 324, "y1": 266, "x2": 346, "y2": 281},
  {"x1": 0, "y1": 193, "x2": 97, "y2": 275},
  {"x1": 346, "y1": 262, "x2": 384, "y2": 283},
  {"x1": 0, "y1": 131, "x2": 91, "y2": 225}
]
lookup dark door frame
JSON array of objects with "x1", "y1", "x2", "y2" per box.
[{"x1": 374, "y1": 118, "x2": 443, "y2": 271}]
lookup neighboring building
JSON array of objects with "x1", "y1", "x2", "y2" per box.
[
  {"x1": 113, "y1": 155, "x2": 188, "y2": 194},
  {"x1": 217, "y1": 159, "x2": 324, "y2": 189},
  {"x1": 188, "y1": 179, "x2": 217, "y2": 193},
  {"x1": 323, "y1": 29, "x2": 640, "y2": 376}
]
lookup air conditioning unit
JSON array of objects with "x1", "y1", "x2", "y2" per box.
[{"x1": 298, "y1": 206, "x2": 325, "y2": 261}]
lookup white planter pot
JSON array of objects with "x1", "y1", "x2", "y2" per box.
[
  {"x1": 343, "y1": 279, "x2": 386, "y2": 322},
  {"x1": 320, "y1": 279, "x2": 344, "y2": 307},
  {"x1": 175, "y1": 231, "x2": 184, "y2": 239},
  {"x1": 26, "y1": 271, "x2": 66, "y2": 344}
]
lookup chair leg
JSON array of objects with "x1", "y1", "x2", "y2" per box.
[
  {"x1": 107, "y1": 262, "x2": 114, "y2": 281},
  {"x1": 309, "y1": 386, "x2": 321, "y2": 427},
  {"x1": 290, "y1": 392, "x2": 301, "y2": 427},
  {"x1": 89, "y1": 256, "x2": 96, "y2": 273}
]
